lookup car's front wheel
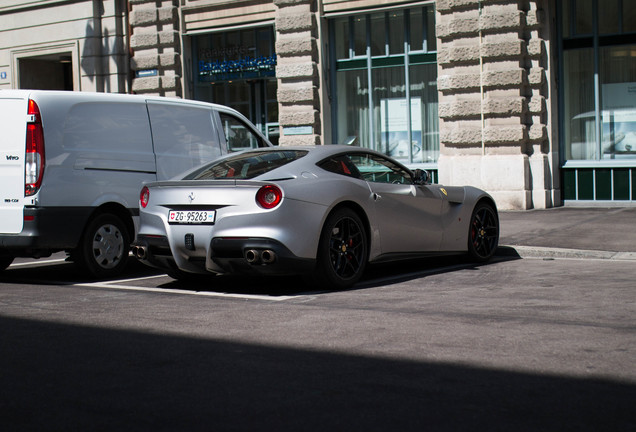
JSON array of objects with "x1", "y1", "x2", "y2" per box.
[
  {"x1": 467, "y1": 202, "x2": 499, "y2": 262},
  {"x1": 314, "y1": 208, "x2": 368, "y2": 289},
  {"x1": 74, "y1": 213, "x2": 130, "y2": 278}
]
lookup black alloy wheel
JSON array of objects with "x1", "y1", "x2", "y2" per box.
[
  {"x1": 315, "y1": 208, "x2": 368, "y2": 289},
  {"x1": 75, "y1": 213, "x2": 130, "y2": 278},
  {"x1": 467, "y1": 202, "x2": 499, "y2": 262}
]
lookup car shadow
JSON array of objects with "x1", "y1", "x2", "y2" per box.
[
  {"x1": 358, "y1": 253, "x2": 516, "y2": 288},
  {"x1": 1, "y1": 248, "x2": 521, "y2": 296},
  {"x1": 159, "y1": 251, "x2": 521, "y2": 296}
]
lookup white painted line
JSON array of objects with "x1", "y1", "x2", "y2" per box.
[
  {"x1": 74, "y1": 281, "x2": 297, "y2": 302},
  {"x1": 10, "y1": 258, "x2": 67, "y2": 267},
  {"x1": 99, "y1": 274, "x2": 167, "y2": 285}
]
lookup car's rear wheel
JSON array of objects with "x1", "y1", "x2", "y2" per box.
[
  {"x1": 75, "y1": 213, "x2": 130, "y2": 278},
  {"x1": 314, "y1": 208, "x2": 368, "y2": 289},
  {"x1": 0, "y1": 256, "x2": 14, "y2": 271},
  {"x1": 467, "y1": 202, "x2": 499, "y2": 262}
]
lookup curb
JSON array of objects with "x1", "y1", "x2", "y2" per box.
[{"x1": 497, "y1": 245, "x2": 636, "y2": 261}]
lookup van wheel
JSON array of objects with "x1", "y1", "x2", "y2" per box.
[
  {"x1": 0, "y1": 256, "x2": 14, "y2": 271},
  {"x1": 75, "y1": 213, "x2": 130, "y2": 278}
]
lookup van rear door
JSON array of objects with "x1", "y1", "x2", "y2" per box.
[{"x1": 0, "y1": 95, "x2": 28, "y2": 234}]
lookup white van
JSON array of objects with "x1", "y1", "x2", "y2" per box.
[{"x1": 0, "y1": 90, "x2": 272, "y2": 277}]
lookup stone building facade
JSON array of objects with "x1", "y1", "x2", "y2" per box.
[
  {"x1": 1, "y1": 0, "x2": 635, "y2": 209},
  {"x1": 435, "y1": 0, "x2": 555, "y2": 209},
  {"x1": 129, "y1": 0, "x2": 182, "y2": 96}
]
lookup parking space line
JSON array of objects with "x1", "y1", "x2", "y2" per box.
[
  {"x1": 74, "y1": 281, "x2": 298, "y2": 302},
  {"x1": 10, "y1": 258, "x2": 67, "y2": 267},
  {"x1": 101, "y1": 274, "x2": 167, "y2": 284}
]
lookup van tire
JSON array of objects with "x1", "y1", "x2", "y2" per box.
[
  {"x1": 0, "y1": 256, "x2": 14, "y2": 271},
  {"x1": 75, "y1": 213, "x2": 130, "y2": 278}
]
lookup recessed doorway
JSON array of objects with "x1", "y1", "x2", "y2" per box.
[{"x1": 18, "y1": 53, "x2": 73, "y2": 90}]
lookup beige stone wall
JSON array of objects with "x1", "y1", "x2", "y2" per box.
[
  {"x1": 274, "y1": 0, "x2": 321, "y2": 146},
  {"x1": 129, "y1": 0, "x2": 181, "y2": 97},
  {"x1": 181, "y1": 0, "x2": 275, "y2": 33},
  {"x1": 436, "y1": 0, "x2": 556, "y2": 209},
  {"x1": 0, "y1": 0, "x2": 129, "y2": 92}
]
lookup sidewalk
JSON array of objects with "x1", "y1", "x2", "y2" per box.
[{"x1": 497, "y1": 207, "x2": 636, "y2": 260}]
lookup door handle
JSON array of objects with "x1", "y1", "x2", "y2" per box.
[{"x1": 373, "y1": 193, "x2": 381, "y2": 201}]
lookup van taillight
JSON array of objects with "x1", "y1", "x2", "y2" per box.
[{"x1": 25, "y1": 99, "x2": 45, "y2": 197}]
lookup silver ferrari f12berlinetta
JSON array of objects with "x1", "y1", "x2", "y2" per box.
[{"x1": 133, "y1": 145, "x2": 499, "y2": 289}]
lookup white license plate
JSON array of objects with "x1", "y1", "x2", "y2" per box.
[{"x1": 168, "y1": 210, "x2": 216, "y2": 224}]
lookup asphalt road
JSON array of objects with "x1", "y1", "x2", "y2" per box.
[{"x1": 1, "y1": 252, "x2": 635, "y2": 431}]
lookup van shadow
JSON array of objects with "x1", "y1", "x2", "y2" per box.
[
  {"x1": 2, "y1": 315, "x2": 634, "y2": 431},
  {"x1": 0, "y1": 257, "x2": 162, "y2": 285}
]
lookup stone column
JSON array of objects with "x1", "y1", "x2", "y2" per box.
[
  {"x1": 129, "y1": 0, "x2": 182, "y2": 97},
  {"x1": 436, "y1": 0, "x2": 553, "y2": 210},
  {"x1": 274, "y1": 0, "x2": 321, "y2": 146}
]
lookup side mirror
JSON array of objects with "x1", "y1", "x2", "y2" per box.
[{"x1": 413, "y1": 169, "x2": 431, "y2": 185}]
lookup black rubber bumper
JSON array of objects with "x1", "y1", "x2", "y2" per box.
[{"x1": 0, "y1": 207, "x2": 93, "y2": 257}]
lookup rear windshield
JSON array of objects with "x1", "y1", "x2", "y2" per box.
[{"x1": 184, "y1": 150, "x2": 308, "y2": 180}]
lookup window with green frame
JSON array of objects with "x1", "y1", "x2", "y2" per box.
[
  {"x1": 329, "y1": 5, "x2": 438, "y2": 166},
  {"x1": 561, "y1": 0, "x2": 636, "y2": 162}
]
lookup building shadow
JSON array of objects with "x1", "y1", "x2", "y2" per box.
[{"x1": 1, "y1": 315, "x2": 634, "y2": 431}]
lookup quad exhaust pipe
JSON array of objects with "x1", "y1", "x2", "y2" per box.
[
  {"x1": 261, "y1": 249, "x2": 276, "y2": 264},
  {"x1": 132, "y1": 245, "x2": 147, "y2": 260},
  {"x1": 133, "y1": 245, "x2": 275, "y2": 265},
  {"x1": 245, "y1": 249, "x2": 276, "y2": 265}
]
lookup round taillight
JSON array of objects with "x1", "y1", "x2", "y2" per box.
[
  {"x1": 140, "y1": 186, "x2": 150, "y2": 208},
  {"x1": 256, "y1": 185, "x2": 282, "y2": 209}
]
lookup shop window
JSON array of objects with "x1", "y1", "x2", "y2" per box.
[
  {"x1": 563, "y1": 48, "x2": 595, "y2": 160},
  {"x1": 370, "y1": 13, "x2": 386, "y2": 57},
  {"x1": 193, "y1": 26, "x2": 278, "y2": 145},
  {"x1": 330, "y1": 6, "x2": 438, "y2": 167},
  {"x1": 388, "y1": 11, "x2": 405, "y2": 55},
  {"x1": 561, "y1": 0, "x2": 636, "y2": 162},
  {"x1": 599, "y1": 0, "x2": 620, "y2": 34},
  {"x1": 335, "y1": 69, "x2": 369, "y2": 147},
  {"x1": 575, "y1": 0, "x2": 593, "y2": 35},
  {"x1": 410, "y1": 64, "x2": 439, "y2": 163},
  {"x1": 353, "y1": 16, "x2": 366, "y2": 57}
]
